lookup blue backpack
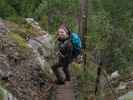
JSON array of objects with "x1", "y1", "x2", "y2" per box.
[{"x1": 70, "y1": 32, "x2": 82, "y2": 57}]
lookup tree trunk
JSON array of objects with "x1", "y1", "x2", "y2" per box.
[{"x1": 80, "y1": 0, "x2": 88, "y2": 67}]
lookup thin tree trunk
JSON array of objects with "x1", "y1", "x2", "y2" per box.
[{"x1": 80, "y1": 0, "x2": 88, "y2": 67}]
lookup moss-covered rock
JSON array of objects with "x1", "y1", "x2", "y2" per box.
[
  {"x1": 8, "y1": 32, "x2": 28, "y2": 49},
  {"x1": 5, "y1": 18, "x2": 47, "y2": 41},
  {"x1": 0, "y1": 19, "x2": 57, "y2": 100}
]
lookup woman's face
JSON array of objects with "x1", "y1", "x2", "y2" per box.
[{"x1": 58, "y1": 28, "x2": 69, "y2": 39}]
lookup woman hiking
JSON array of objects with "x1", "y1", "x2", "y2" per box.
[{"x1": 52, "y1": 24, "x2": 82, "y2": 85}]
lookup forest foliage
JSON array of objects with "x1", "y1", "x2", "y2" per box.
[{"x1": 0, "y1": 0, "x2": 133, "y2": 73}]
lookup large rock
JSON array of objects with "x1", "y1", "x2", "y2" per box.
[
  {"x1": 110, "y1": 71, "x2": 120, "y2": 80},
  {"x1": 118, "y1": 91, "x2": 133, "y2": 100},
  {"x1": 27, "y1": 18, "x2": 57, "y2": 79},
  {"x1": 0, "y1": 18, "x2": 57, "y2": 100},
  {"x1": 0, "y1": 19, "x2": 9, "y2": 34},
  {"x1": 28, "y1": 34, "x2": 57, "y2": 79}
]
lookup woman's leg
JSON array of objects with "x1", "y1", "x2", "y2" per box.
[
  {"x1": 52, "y1": 64, "x2": 64, "y2": 83},
  {"x1": 63, "y1": 63, "x2": 71, "y2": 81}
]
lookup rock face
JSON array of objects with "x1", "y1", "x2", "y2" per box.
[
  {"x1": 28, "y1": 34, "x2": 57, "y2": 80},
  {"x1": 26, "y1": 18, "x2": 57, "y2": 80},
  {"x1": 118, "y1": 91, "x2": 133, "y2": 100},
  {"x1": 110, "y1": 71, "x2": 120, "y2": 80},
  {"x1": 0, "y1": 19, "x2": 9, "y2": 33},
  {"x1": 0, "y1": 18, "x2": 57, "y2": 100}
]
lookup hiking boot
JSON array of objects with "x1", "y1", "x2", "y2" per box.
[{"x1": 55, "y1": 80, "x2": 65, "y2": 85}]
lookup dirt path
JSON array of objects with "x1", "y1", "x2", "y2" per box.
[{"x1": 52, "y1": 82, "x2": 75, "y2": 100}]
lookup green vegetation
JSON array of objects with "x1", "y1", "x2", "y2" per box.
[
  {"x1": 0, "y1": 87, "x2": 4, "y2": 100},
  {"x1": 0, "y1": 0, "x2": 133, "y2": 99},
  {"x1": 9, "y1": 32, "x2": 28, "y2": 48},
  {"x1": 0, "y1": 0, "x2": 79, "y2": 33},
  {"x1": 90, "y1": 0, "x2": 133, "y2": 73}
]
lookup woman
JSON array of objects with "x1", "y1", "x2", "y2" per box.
[{"x1": 52, "y1": 24, "x2": 73, "y2": 85}]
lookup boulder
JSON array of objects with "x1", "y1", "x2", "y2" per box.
[{"x1": 0, "y1": 18, "x2": 57, "y2": 100}]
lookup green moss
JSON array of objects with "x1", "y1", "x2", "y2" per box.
[
  {"x1": 9, "y1": 32, "x2": 28, "y2": 48},
  {"x1": 22, "y1": 23, "x2": 43, "y2": 37},
  {"x1": 0, "y1": 82, "x2": 6, "y2": 100},
  {"x1": 0, "y1": 87, "x2": 4, "y2": 100},
  {"x1": 26, "y1": 28, "x2": 40, "y2": 37},
  {"x1": 71, "y1": 63, "x2": 83, "y2": 76}
]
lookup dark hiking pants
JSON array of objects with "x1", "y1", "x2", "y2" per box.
[{"x1": 52, "y1": 57, "x2": 72, "y2": 82}]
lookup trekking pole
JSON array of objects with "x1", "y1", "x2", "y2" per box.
[{"x1": 102, "y1": 69, "x2": 118, "y2": 100}]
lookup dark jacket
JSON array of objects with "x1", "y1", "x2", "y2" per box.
[{"x1": 58, "y1": 38, "x2": 73, "y2": 66}]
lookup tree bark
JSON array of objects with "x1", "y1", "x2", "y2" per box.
[{"x1": 80, "y1": 0, "x2": 88, "y2": 66}]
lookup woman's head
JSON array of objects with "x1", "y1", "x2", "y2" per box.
[{"x1": 58, "y1": 24, "x2": 70, "y2": 40}]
